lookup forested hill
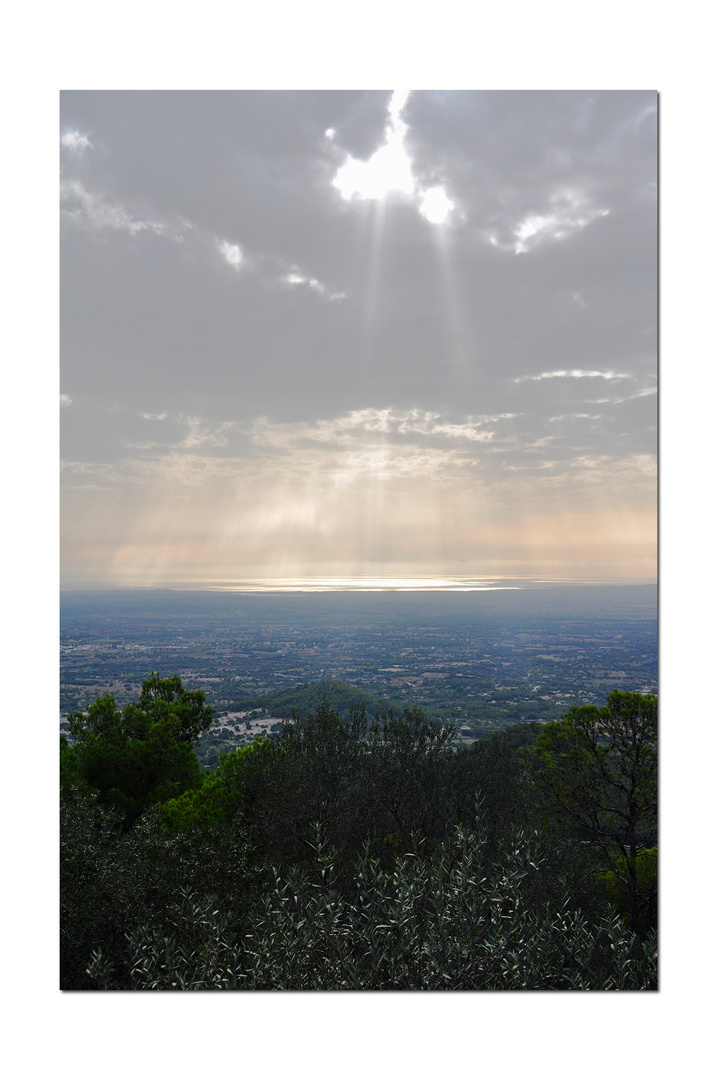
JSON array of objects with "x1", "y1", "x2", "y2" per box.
[{"x1": 229, "y1": 677, "x2": 409, "y2": 721}]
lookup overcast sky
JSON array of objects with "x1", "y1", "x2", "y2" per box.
[{"x1": 60, "y1": 90, "x2": 656, "y2": 587}]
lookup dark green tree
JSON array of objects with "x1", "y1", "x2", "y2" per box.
[
  {"x1": 234, "y1": 702, "x2": 369, "y2": 866},
  {"x1": 365, "y1": 707, "x2": 456, "y2": 845},
  {"x1": 66, "y1": 672, "x2": 213, "y2": 828},
  {"x1": 160, "y1": 701, "x2": 459, "y2": 872},
  {"x1": 595, "y1": 847, "x2": 657, "y2": 937},
  {"x1": 530, "y1": 689, "x2": 657, "y2": 933}
]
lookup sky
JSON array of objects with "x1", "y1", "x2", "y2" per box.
[{"x1": 60, "y1": 90, "x2": 657, "y2": 588}]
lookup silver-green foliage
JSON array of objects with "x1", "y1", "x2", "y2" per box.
[{"x1": 87, "y1": 822, "x2": 656, "y2": 991}]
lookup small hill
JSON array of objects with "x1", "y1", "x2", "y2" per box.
[{"x1": 229, "y1": 678, "x2": 409, "y2": 721}]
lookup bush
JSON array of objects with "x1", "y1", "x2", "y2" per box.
[
  {"x1": 61, "y1": 788, "x2": 257, "y2": 989},
  {"x1": 86, "y1": 821, "x2": 656, "y2": 991}
]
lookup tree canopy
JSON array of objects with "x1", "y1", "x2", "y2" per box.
[
  {"x1": 531, "y1": 689, "x2": 657, "y2": 932},
  {"x1": 66, "y1": 672, "x2": 213, "y2": 827},
  {"x1": 61, "y1": 678, "x2": 658, "y2": 988}
]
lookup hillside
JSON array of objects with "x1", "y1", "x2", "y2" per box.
[{"x1": 228, "y1": 677, "x2": 411, "y2": 722}]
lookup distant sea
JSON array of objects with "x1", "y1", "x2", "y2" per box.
[
  {"x1": 61, "y1": 582, "x2": 657, "y2": 622},
  {"x1": 62, "y1": 576, "x2": 657, "y2": 594}
]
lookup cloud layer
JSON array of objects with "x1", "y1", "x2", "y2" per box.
[{"x1": 60, "y1": 91, "x2": 657, "y2": 586}]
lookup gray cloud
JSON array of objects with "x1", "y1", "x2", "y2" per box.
[{"x1": 60, "y1": 90, "x2": 656, "y2": 584}]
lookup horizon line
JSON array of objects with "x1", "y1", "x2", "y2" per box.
[{"x1": 60, "y1": 575, "x2": 658, "y2": 594}]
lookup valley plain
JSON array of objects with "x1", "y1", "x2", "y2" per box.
[{"x1": 61, "y1": 583, "x2": 657, "y2": 750}]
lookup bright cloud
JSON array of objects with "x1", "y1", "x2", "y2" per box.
[
  {"x1": 248, "y1": 407, "x2": 514, "y2": 449},
  {"x1": 487, "y1": 189, "x2": 609, "y2": 254},
  {"x1": 217, "y1": 245, "x2": 347, "y2": 300},
  {"x1": 419, "y1": 187, "x2": 455, "y2": 225},
  {"x1": 332, "y1": 91, "x2": 457, "y2": 226},
  {"x1": 283, "y1": 268, "x2": 345, "y2": 301},
  {"x1": 179, "y1": 415, "x2": 238, "y2": 449},
  {"x1": 218, "y1": 240, "x2": 244, "y2": 270},
  {"x1": 61, "y1": 130, "x2": 92, "y2": 154},
  {"x1": 514, "y1": 369, "x2": 631, "y2": 383},
  {"x1": 595, "y1": 385, "x2": 658, "y2": 405},
  {"x1": 547, "y1": 413, "x2": 602, "y2": 423},
  {"x1": 61, "y1": 179, "x2": 163, "y2": 236},
  {"x1": 333, "y1": 91, "x2": 415, "y2": 202}
]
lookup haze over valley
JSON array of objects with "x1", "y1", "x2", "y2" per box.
[{"x1": 61, "y1": 584, "x2": 657, "y2": 755}]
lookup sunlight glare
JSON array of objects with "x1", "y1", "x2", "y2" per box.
[
  {"x1": 419, "y1": 187, "x2": 455, "y2": 225},
  {"x1": 332, "y1": 91, "x2": 458, "y2": 233},
  {"x1": 332, "y1": 91, "x2": 415, "y2": 202},
  {"x1": 206, "y1": 576, "x2": 518, "y2": 593}
]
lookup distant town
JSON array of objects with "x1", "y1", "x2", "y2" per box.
[{"x1": 61, "y1": 585, "x2": 657, "y2": 754}]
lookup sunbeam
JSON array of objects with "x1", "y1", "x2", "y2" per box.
[
  {"x1": 358, "y1": 198, "x2": 389, "y2": 361},
  {"x1": 430, "y1": 222, "x2": 472, "y2": 372}
]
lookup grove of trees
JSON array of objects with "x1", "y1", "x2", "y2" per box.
[{"x1": 60, "y1": 673, "x2": 657, "y2": 990}]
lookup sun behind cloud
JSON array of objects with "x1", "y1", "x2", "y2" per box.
[{"x1": 331, "y1": 91, "x2": 456, "y2": 225}]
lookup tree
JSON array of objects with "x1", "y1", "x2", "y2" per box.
[
  {"x1": 239, "y1": 702, "x2": 369, "y2": 865},
  {"x1": 66, "y1": 672, "x2": 214, "y2": 828},
  {"x1": 159, "y1": 701, "x2": 459, "y2": 870},
  {"x1": 161, "y1": 739, "x2": 269, "y2": 833},
  {"x1": 365, "y1": 707, "x2": 456, "y2": 844},
  {"x1": 531, "y1": 690, "x2": 657, "y2": 933},
  {"x1": 595, "y1": 847, "x2": 657, "y2": 937}
]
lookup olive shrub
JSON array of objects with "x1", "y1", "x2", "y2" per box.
[{"x1": 87, "y1": 820, "x2": 656, "y2": 991}]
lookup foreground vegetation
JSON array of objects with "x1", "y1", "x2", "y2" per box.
[{"x1": 61, "y1": 675, "x2": 657, "y2": 990}]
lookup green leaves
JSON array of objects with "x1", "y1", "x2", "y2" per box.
[
  {"x1": 84, "y1": 821, "x2": 657, "y2": 991},
  {"x1": 64, "y1": 672, "x2": 214, "y2": 828},
  {"x1": 530, "y1": 690, "x2": 657, "y2": 934},
  {"x1": 64, "y1": 684, "x2": 658, "y2": 989}
]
